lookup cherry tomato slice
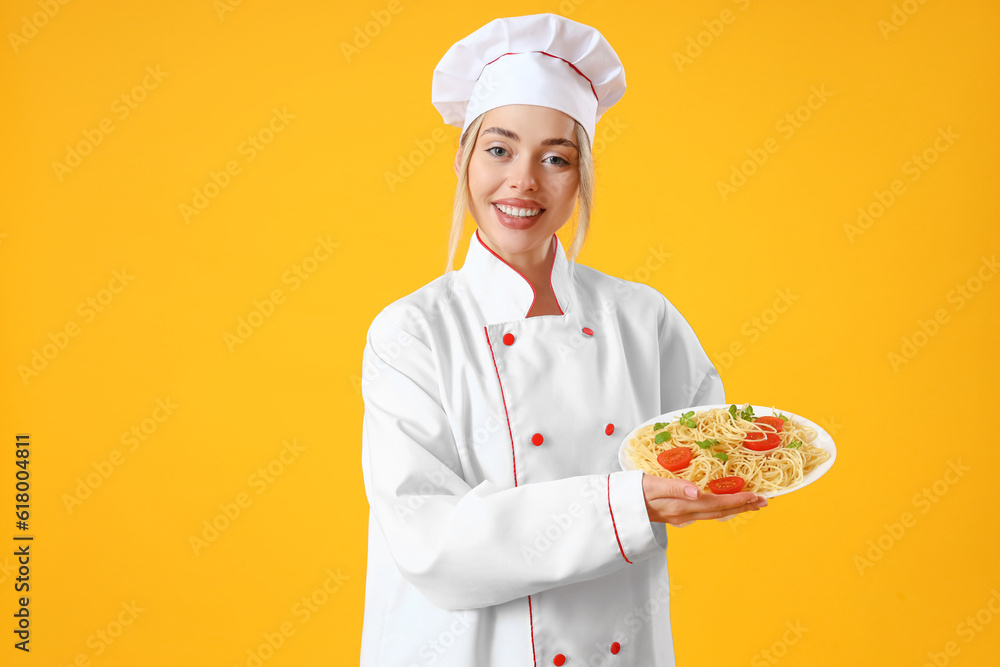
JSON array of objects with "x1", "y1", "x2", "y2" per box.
[
  {"x1": 744, "y1": 432, "x2": 781, "y2": 451},
  {"x1": 708, "y1": 476, "x2": 746, "y2": 494},
  {"x1": 755, "y1": 416, "x2": 785, "y2": 433},
  {"x1": 657, "y1": 447, "x2": 693, "y2": 472}
]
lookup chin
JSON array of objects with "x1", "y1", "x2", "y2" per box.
[{"x1": 485, "y1": 225, "x2": 550, "y2": 253}]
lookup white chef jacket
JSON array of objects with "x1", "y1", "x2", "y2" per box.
[{"x1": 360, "y1": 229, "x2": 725, "y2": 667}]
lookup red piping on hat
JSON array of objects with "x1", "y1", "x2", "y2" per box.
[
  {"x1": 482, "y1": 51, "x2": 599, "y2": 101},
  {"x1": 475, "y1": 229, "x2": 564, "y2": 317}
]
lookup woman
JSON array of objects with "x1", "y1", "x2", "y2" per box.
[{"x1": 360, "y1": 13, "x2": 768, "y2": 666}]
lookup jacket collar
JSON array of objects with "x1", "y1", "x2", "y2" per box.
[{"x1": 459, "y1": 229, "x2": 575, "y2": 324}]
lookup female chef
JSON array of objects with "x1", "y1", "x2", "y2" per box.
[{"x1": 360, "y1": 13, "x2": 768, "y2": 667}]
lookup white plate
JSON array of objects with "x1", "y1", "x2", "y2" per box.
[{"x1": 618, "y1": 404, "x2": 837, "y2": 499}]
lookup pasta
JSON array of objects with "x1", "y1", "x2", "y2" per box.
[{"x1": 626, "y1": 404, "x2": 831, "y2": 494}]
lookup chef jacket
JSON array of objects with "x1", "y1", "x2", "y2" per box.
[{"x1": 360, "y1": 229, "x2": 725, "y2": 666}]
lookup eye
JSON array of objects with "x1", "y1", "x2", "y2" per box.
[
  {"x1": 485, "y1": 146, "x2": 509, "y2": 158},
  {"x1": 545, "y1": 155, "x2": 571, "y2": 167}
]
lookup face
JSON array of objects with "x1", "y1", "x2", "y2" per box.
[{"x1": 459, "y1": 104, "x2": 581, "y2": 269}]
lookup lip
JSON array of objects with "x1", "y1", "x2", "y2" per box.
[{"x1": 492, "y1": 202, "x2": 544, "y2": 230}]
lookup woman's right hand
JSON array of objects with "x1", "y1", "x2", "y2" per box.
[{"x1": 641, "y1": 473, "x2": 767, "y2": 527}]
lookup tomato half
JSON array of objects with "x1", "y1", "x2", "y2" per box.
[
  {"x1": 744, "y1": 432, "x2": 781, "y2": 451},
  {"x1": 755, "y1": 416, "x2": 785, "y2": 433},
  {"x1": 657, "y1": 447, "x2": 693, "y2": 472},
  {"x1": 708, "y1": 476, "x2": 745, "y2": 494}
]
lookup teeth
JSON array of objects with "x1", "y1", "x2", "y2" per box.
[{"x1": 495, "y1": 203, "x2": 541, "y2": 217}]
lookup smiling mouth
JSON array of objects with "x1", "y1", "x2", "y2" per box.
[{"x1": 493, "y1": 203, "x2": 544, "y2": 218}]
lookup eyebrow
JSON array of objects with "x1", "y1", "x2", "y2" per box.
[{"x1": 481, "y1": 126, "x2": 578, "y2": 151}]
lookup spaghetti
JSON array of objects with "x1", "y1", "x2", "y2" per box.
[{"x1": 626, "y1": 404, "x2": 831, "y2": 494}]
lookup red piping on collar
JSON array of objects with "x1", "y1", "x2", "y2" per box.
[
  {"x1": 482, "y1": 51, "x2": 599, "y2": 102},
  {"x1": 474, "y1": 229, "x2": 564, "y2": 317}
]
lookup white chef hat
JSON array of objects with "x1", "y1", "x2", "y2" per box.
[{"x1": 431, "y1": 13, "x2": 626, "y2": 149}]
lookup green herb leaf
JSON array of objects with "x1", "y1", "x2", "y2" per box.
[
  {"x1": 739, "y1": 404, "x2": 755, "y2": 421},
  {"x1": 714, "y1": 452, "x2": 729, "y2": 462},
  {"x1": 654, "y1": 432, "x2": 671, "y2": 444},
  {"x1": 786, "y1": 439, "x2": 802, "y2": 448},
  {"x1": 653, "y1": 422, "x2": 668, "y2": 431},
  {"x1": 777, "y1": 413, "x2": 788, "y2": 422},
  {"x1": 728, "y1": 405, "x2": 738, "y2": 419},
  {"x1": 676, "y1": 411, "x2": 697, "y2": 428},
  {"x1": 695, "y1": 438, "x2": 719, "y2": 449}
]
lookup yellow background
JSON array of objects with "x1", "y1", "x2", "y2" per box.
[{"x1": 2, "y1": 0, "x2": 998, "y2": 665}]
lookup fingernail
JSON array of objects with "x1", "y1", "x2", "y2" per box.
[
  {"x1": 685, "y1": 486, "x2": 698, "y2": 499},
  {"x1": 759, "y1": 499, "x2": 768, "y2": 507}
]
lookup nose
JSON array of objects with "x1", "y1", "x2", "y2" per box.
[{"x1": 506, "y1": 156, "x2": 538, "y2": 192}]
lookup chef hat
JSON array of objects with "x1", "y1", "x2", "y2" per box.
[{"x1": 431, "y1": 13, "x2": 626, "y2": 148}]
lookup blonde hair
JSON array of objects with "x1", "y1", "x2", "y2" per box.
[{"x1": 444, "y1": 112, "x2": 595, "y2": 273}]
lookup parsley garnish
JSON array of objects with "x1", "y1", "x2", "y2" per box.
[
  {"x1": 714, "y1": 452, "x2": 729, "y2": 462},
  {"x1": 653, "y1": 422, "x2": 668, "y2": 430},
  {"x1": 727, "y1": 404, "x2": 755, "y2": 421},
  {"x1": 679, "y1": 411, "x2": 697, "y2": 428},
  {"x1": 695, "y1": 439, "x2": 719, "y2": 449},
  {"x1": 654, "y1": 431, "x2": 671, "y2": 444},
  {"x1": 786, "y1": 439, "x2": 802, "y2": 448}
]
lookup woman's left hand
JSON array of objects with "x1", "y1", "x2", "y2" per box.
[{"x1": 641, "y1": 473, "x2": 768, "y2": 527}]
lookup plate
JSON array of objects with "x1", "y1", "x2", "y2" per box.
[{"x1": 618, "y1": 404, "x2": 837, "y2": 499}]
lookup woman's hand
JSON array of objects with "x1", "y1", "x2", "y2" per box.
[{"x1": 642, "y1": 473, "x2": 767, "y2": 527}]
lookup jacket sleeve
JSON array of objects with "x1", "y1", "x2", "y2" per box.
[
  {"x1": 655, "y1": 292, "x2": 726, "y2": 412},
  {"x1": 360, "y1": 313, "x2": 665, "y2": 611}
]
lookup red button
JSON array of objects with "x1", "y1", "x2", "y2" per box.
[
  {"x1": 531, "y1": 433, "x2": 544, "y2": 446},
  {"x1": 503, "y1": 333, "x2": 515, "y2": 345},
  {"x1": 582, "y1": 327, "x2": 594, "y2": 336},
  {"x1": 610, "y1": 642, "x2": 621, "y2": 655},
  {"x1": 605, "y1": 423, "x2": 615, "y2": 435},
  {"x1": 553, "y1": 655, "x2": 566, "y2": 666}
]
